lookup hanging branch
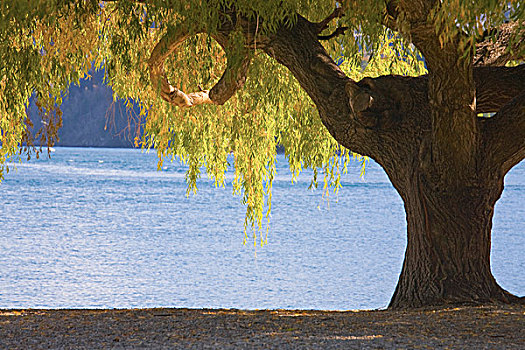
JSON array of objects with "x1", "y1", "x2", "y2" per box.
[{"x1": 148, "y1": 22, "x2": 252, "y2": 107}]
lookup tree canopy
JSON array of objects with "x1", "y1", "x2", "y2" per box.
[
  {"x1": 0, "y1": 0, "x2": 416, "y2": 240},
  {"x1": 4, "y1": 1, "x2": 516, "y2": 238}
]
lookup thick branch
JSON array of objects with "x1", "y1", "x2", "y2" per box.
[
  {"x1": 387, "y1": 2, "x2": 480, "y2": 181},
  {"x1": 356, "y1": 65, "x2": 524, "y2": 121},
  {"x1": 148, "y1": 22, "x2": 251, "y2": 108},
  {"x1": 263, "y1": 15, "x2": 382, "y2": 157},
  {"x1": 384, "y1": 2, "x2": 524, "y2": 68},
  {"x1": 474, "y1": 21, "x2": 525, "y2": 67},
  {"x1": 482, "y1": 90, "x2": 525, "y2": 174},
  {"x1": 393, "y1": 65, "x2": 525, "y2": 114},
  {"x1": 208, "y1": 44, "x2": 252, "y2": 105},
  {"x1": 148, "y1": 25, "x2": 208, "y2": 107},
  {"x1": 475, "y1": 65, "x2": 525, "y2": 113}
]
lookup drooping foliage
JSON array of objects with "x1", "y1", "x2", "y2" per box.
[{"x1": 0, "y1": 0, "x2": 522, "y2": 244}]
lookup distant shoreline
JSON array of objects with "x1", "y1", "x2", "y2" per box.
[
  {"x1": 26, "y1": 144, "x2": 287, "y2": 153},
  {"x1": 27, "y1": 144, "x2": 137, "y2": 150}
]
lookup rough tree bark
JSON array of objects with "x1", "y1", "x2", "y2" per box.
[{"x1": 149, "y1": 4, "x2": 525, "y2": 308}]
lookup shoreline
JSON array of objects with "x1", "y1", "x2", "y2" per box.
[{"x1": 1, "y1": 304, "x2": 523, "y2": 349}]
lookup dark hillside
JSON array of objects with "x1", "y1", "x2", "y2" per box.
[{"x1": 28, "y1": 70, "x2": 139, "y2": 148}]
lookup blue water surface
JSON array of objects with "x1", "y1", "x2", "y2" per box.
[{"x1": 0, "y1": 147, "x2": 523, "y2": 310}]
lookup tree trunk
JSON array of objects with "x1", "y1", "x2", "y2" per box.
[{"x1": 388, "y1": 170, "x2": 520, "y2": 308}]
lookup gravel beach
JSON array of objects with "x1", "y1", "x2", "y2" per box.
[{"x1": 0, "y1": 304, "x2": 523, "y2": 349}]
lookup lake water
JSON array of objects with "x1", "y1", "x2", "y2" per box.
[{"x1": 0, "y1": 147, "x2": 523, "y2": 310}]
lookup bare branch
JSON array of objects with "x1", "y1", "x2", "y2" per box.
[
  {"x1": 315, "y1": 7, "x2": 345, "y2": 34},
  {"x1": 318, "y1": 26, "x2": 349, "y2": 41},
  {"x1": 148, "y1": 23, "x2": 252, "y2": 108},
  {"x1": 383, "y1": 0, "x2": 399, "y2": 29}
]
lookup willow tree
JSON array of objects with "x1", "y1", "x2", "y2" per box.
[{"x1": 1, "y1": 0, "x2": 524, "y2": 308}]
